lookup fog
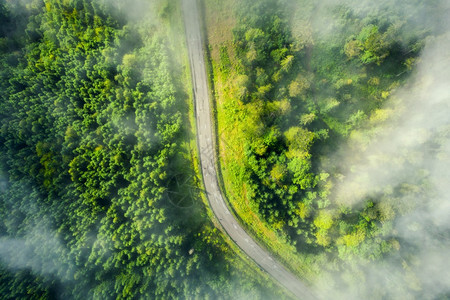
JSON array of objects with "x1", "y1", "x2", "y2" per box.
[
  {"x1": 314, "y1": 31, "x2": 450, "y2": 299},
  {"x1": 334, "y1": 33, "x2": 450, "y2": 207},
  {"x1": 1, "y1": 0, "x2": 449, "y2": 299},
  {"x1": 0, "y1": 223, "x2": 75, "y2": 282},
  {"x1": 291, "y1": 0, "x2": 450, "y2": 297}
]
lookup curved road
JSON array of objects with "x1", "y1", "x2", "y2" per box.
[{"x1": 182, "y1": 0, "x2": 316, "y2": 299}]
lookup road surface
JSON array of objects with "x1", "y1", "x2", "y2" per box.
[{"x1": 181, "y1": 0, "x2": 316, "y2": 298}]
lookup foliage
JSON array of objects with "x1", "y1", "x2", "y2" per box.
[
  {"x1": 0, "y1": 0, "x2": 281, "y2": 299},
  {"x1": 207, "y1": 0, "x2": 448, "y2": 296}
]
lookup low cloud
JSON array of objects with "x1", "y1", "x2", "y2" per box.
[
  {"x1": 0, "y1": 223, "x2": 76, "y2": 283},
  {"x1": 319, "y1": 32, "x2": 450, "y2": 299}
]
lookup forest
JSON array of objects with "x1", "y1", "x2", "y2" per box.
[
  {"x1": 0, "y1": 0, "x2": 283, "y2": 299},
  {"x1": 205, "y1": 0, "x2": 450, "y2": 298},
  {"x1": 1, "y1": 0, "x2": 449, "y2": 299}
]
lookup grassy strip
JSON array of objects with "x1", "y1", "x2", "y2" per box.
[
  {"x1": 202, "y1": 0, "x2": 317, "y2": 281},
  {"x1": 175, "y1": 0, "x2": 290, "y2": 297}
]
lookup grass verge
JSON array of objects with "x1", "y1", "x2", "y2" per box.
[
  {"x1": 201, "y1": 0, "x2": 317, "y2": 281},
  {"x1": 173, "y1": 0, "x2": 292, "y2": 297}
]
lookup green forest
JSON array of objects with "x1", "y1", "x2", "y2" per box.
[
  {"x1": 205, "y1": 0, "x2": 449, "y2": 298},
  {"x1": 1, "y1": 0, "x2": 450, "y2": 299},
  {"x1": 0, "y1": 0, "x2": 283, "y2": 299}
]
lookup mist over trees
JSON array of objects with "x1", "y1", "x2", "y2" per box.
[
  {"x1": 1, "y1": 0, "x2": 449, "y2": 299},
  {"x1": 206, "y1": 0, "x2": 450, "y2": 298}
]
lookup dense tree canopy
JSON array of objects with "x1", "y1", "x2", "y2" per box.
[
  {"x1": 0, "y1": 0, "x2": 282, "y2": 299},
  {"x1": 206, "y1": 0, "x2": 450, "y2": 298}
]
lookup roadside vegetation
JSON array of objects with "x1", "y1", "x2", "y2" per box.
[{"x1": 204, "y1": 0, "x2": 449, "y2": 297}]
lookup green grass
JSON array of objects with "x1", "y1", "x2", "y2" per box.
[
  {"x1": 177, "y1": 1, "x2": 292, "y2": 297},
  {"x1": 202, "y1": 0, "x2": 318, "y2": 282}
]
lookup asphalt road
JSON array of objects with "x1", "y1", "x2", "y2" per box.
[{"x1": 182, "y1": 0, "x2": 316, "y2": 298}]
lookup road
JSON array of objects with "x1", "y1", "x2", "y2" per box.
[{"x1": 181, "y1": 0, "x2": 316, "y2": 299}]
